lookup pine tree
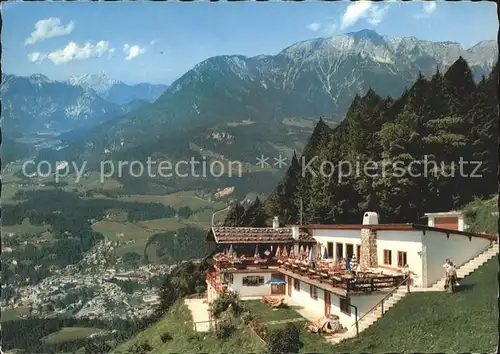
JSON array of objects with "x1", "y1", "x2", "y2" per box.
[
  {"x1": 242, "y1": 197, "x2": 267, "y2": 227},
  {"x1": 223, "y1": 202, "x2": 246, "y2": 226}
]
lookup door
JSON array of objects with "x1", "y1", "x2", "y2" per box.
[
  {"x1": 346, "y1": 244, "x2": 354, "y2": 259},
  {"x1": 327, "y1": 242, "x2": 334, "y2": 258},
  {"x1": 287, "y1": 276, "x2": 292, "y2": 296},
  {"x1": 324, "y1": 291, "x2": 331, "y2": 316},
  {"x1": 336, "y1": 243, "x2": 344, "y2": 263},
  {"x1": 271, "y1": 273, "x2": 286, "y2": 295}
]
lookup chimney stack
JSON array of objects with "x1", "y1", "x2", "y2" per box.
[
  {"x1": 292, "y1": 226, "x2": 300, "y2": 241},
  {"x1": 360, "y1": 212, "x2": 378, "y2": 269},
  {"x1": 272, "y1": 216, "x2": 280, "y2": 229}
]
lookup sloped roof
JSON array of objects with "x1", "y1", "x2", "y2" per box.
[{"x1": 206, "y1": 227, "x2": 316, "y2": 244}]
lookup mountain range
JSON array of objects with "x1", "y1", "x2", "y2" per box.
[
  {"x1": 67, "y1": 73, "x2": 169, "y2": 105},
  {"x1": 5, "y1": 29, "x2": 498, "y2": 197},
  {"x1": 59, "y1": 30, "x2": 496, "y2": 160},
  {"x1": 1, "y1": 73, "x2": 168, "y2": 138}
]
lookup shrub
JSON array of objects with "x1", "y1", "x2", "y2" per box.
[
  {"x1": 160, "y1": 332, "x2": 172, "y2": 342},
  {"x1": 249, "y1": 318, "x2": 268, "y2": 339},
  {"x1": 211, "y1": 291, "x2": 245, "y2": 319},
  {"x1": 215, "y1": 321, "x2": 235, "y2": 340},
  {"x1": 130, "y1": 341, "x2": 153, "y2": 354},
  {"x1": 241, "y1": 311, "x2": 255, "y2": 325},
  {"x1": 267, "y1": 323, "x2": 300, "y2": 354}
]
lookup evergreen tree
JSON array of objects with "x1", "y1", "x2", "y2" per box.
[
  {"x1": 223, "y1": 202, "x2": 246, "y2": 226},
  {"x1": 242, "y1": 197, "x2": 267, "y2": 227}
]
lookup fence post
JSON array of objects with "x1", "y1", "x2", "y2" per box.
[
  {"x1": 381, "y1": 300, "x2": 384, "y2": 315},
  {"x1": 407, "y1": 277, "x2": 410, "y2": 293}
]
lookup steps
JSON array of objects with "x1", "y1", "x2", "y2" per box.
[
  {"x1": 431, "y1": 242, "x2": 499, "y2": 290},
  {"x1": 326, "y1": 287, "x2": 409, "y2": 344}
]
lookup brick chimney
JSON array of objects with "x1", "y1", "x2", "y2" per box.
[
  {"x1": 292, "y1": 225, "x2": 300, "y2": 255},
  {"x1": 272, "y1": 216, "x2": 280, "y2": 229},
  {"x1": 360, "y1": 212, "x2": 378, "y2": 269}
]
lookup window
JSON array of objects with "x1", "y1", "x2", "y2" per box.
[
  {"x1": 310, "y1": 285, "x2": 318, "y2": 300},
  {"x1": 242, "y1": 276, "x2": 264, "y2": 287},
  {"x1": 356, "y1": 245, "x2": 361, "y2": 260},
  {"x1": 397, "y1": 251, "x2": 407, "y2": 267},
  {"x1": 383, "y1": 250, "x2": 392, "y2": 265},
  {"x1": 336, "y1": 243, "x2": 344, "y2": 261},
  {"x1": 223, "y1": 273, "x2": 234, "y2": 284},
  {"x1": 346, "y1": 244, "x2": 354, "y2": 259},
  {"x1": 294, "y1": 279, "x2": 300, "y2": 291},
  {"x1": 340, "y1": 297, "x2": 350, "y2": 315},
  {"x1": 327, "y1": 242, "x2": 334, "y2": 258}
]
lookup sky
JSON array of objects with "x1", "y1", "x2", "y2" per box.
[{"x1": 2, "y1": 1, "x2": 498, "y2": 85}]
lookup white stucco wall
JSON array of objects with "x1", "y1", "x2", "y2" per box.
[
  {"x1": 337, "y1": 293, "x2": 387, "y2": 328},
  {"x1": 376, "y1": 230, "x2": 424, "y2": 287},
  {"x1": 227, "y1": 272, "x2": 273, "y2": 297},
  {"x1": 289, "y1": 279, "x2": 325, "y2": 318},
  {"x1": 311, "y1": 228, "x2": 425, "y2": 287},
  {"x1": 423, "y1": 231, "x2": 491, "y2": 286},
  {"x1": 287, "y1": 274, "x2": 389, "y2": 329}
]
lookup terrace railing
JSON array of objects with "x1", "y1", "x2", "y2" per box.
[{"x1": 278, "y1": 259, "x2": 405, "y2": 294}]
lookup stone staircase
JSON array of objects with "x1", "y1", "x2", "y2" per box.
[
  {"x1": 326, "y1": 287, "x2": 410, "y2": 344},
  {"x1": 431, "y1": 242, "x2": 499, "y2": 290}
]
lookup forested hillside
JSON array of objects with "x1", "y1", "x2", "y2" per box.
[{"x1": 265, "y1": 57, "x2": 498, "y2": 225}]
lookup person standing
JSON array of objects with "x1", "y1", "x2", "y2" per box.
[{"x1": 443, "y1": 259, "x2": 452, "y2": 291}]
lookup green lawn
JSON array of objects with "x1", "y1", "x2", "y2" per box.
[
  {"x1": 41, "y1": 327, "x2": 103, "y2": 345},
  {"x1": 111, "y1": 301, "x2": 266, "y2": 354},
  {"x1": 333, "y1": 258, "x2": 498, "y2": 353},
  {"x1": 243, "y1": 300, "x2": 304, "y2": 322}
]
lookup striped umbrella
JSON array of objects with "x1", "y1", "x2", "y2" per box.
[
  {"x1": 275, "y1": 245, "x2": 281, "y2": 258},
  {"x1": 228, "y1": 245, "x2": 234, "y2": 258},
  {"x1": 282, "y1": 246, "x2": 288, "y2": 258},
  {"x1": 299, "y1": 245, "x2": 304, "y2": 258}
]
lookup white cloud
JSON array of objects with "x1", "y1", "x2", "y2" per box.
[
  {"x1": 29, "y1": 41, "x2": 111, "y2": 65},
  {"x1": 25, "y1": 17, "x2": 75, "y2": 45},
  {"x1": 366, "y1": 6, "x2": 388, "y2": 26},
  {"x1": 27, "y1": 52, "x2": 47, "y2": 63},
  {"x1": 415, "y1": 2, "x2": 437, "y2": 19},
  {"x1": 423, "y1": 1, "x2": 437, "y2": 14},
  {"x1": 340, "y1": 1, "x2": 388, "y2": 30},
  {"x1": 306, "y1": 22, "x2": 321, "y2": 32},
  {"x1": 123, "y1": 44, "x2": 146, "y2": 60}
]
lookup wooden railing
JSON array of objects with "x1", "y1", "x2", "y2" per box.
[{"x1": 278, "y1": 261, "x2": 405, "y2": 294}]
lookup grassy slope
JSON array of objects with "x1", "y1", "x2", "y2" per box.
[
  {"x1": 333, "y1": 258, "x2": 499, "y2": 353},
  {"x1": 111, "y1": 301, "x2": 266, "y2": 354}
]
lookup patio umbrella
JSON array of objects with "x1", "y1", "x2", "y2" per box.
[
  {"x1": 305, "y1": 245, "x2": 310, "y2": 257},
  {"x1": 299, "y1": 245, "x2": 304, "y2": 258},
  {"x1": 282, "y1": 246, "x2": 288, "y2": 258},
  {"x1": 275, "y1": 245, "x2": 281, "y2": 258},
  {"x1": 228, "y1": 244, "x2": 234, "y2": 258},
  {"x1": 289, "y1": 248, "x2": 295, "y2": 259},
  {"x1": 224, "y1": 247, "x2": 228, "y2": 256},
  {"x1": 266, "y1": 279, "x2": 286, "y2": 285},
  {"x1": 254, "y1": 245, "x2": 260, "y2": 258},
  {"x1": 323, "y1": 244, "x2": 328, "y2": 260},
  {"x1": 308, "y1": 246, "x2": 314, "y2": 263},
  {"x1": 316, "y1": 242, "x2": 322, "y2": 259}
]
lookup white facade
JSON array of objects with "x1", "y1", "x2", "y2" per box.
[
  {"x1": 422, "y1": 230, "x2": 491, "y2": 286},
  {"x1": 310, "y1": 226, "x2": 493, "y2": 288},
  {"x1": 225, "y1": 271, "x2": 274, "y2": 297},
  {"x1": 286, "y1": 276, "x2": 387, "y2": 328},
  {"x1": 425, "y1": 211, "x2": 465, "y2": 231}
]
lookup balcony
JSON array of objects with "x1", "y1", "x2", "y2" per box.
[{"x1": 278, "y1": 259, "x2": 406, "y2": 296}]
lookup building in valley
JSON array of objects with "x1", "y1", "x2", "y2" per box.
[{"x1": 205, "y1": 212, "x2": 497, "y2": 329}]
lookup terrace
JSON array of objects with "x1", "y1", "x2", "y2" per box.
[{"x1": 275, "y1": 244, "x2": 407, "y2": 296}]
